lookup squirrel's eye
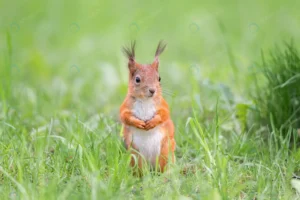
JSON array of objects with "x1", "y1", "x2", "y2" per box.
[
  {"x1": 159, "y1": 77, "x2": 161, "y2": 82},
  {"x1": 135, "y1": 77, "x2": 141, "y2": 83}
]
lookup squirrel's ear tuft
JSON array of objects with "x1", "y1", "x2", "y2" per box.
[
  {"x1": 122, "y1": 41, "x2": 137, "y2": 73},
  {"x1": 152, "y1": 40, "x2": 167, "y2": 69},
  {"x1": 155, "y1": 40, "x2": 167, "y2": 58},
  {"x1": 122, "y1": 40, "x2": 136, "y2": 61}
]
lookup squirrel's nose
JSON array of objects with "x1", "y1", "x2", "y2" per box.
[{"x1": 149, "y1": 88, "x2": 156, "y2": 94}]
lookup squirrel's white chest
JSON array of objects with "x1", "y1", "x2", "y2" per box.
[
  {"x1": 131, "y1": 99, "x2": 163, "y2": 165},
  {"x1": 132, "y1": 99, "x2": 156, "y2": 121}
]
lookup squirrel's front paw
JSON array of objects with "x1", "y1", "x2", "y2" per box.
[
  {"x1": 134, "y1": 120, "x2": 146, "y2": 129},
  {"x1": 144, "y1": 119, "x2": 158, "y2": 130}
]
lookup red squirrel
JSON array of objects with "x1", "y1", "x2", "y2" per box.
[{"x1": 120, "y1": 41, "x2": 176, "y2": 173}]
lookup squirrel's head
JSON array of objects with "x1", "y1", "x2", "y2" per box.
[{"x1": 122, "y1": 41, "x2": 167, "y2": 99}]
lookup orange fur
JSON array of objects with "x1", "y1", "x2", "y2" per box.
[{"x1": 120, "y1": 41, "x2": 176, "y2": 174}]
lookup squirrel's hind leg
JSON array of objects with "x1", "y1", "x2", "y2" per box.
[
  {"x1": 158, "y1": 136, "x2": 176, "y2": 173},
  {"x1": 123, "y1": 126, "x2": 144, "y2": 177}
]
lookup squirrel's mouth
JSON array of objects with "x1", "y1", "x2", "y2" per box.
[{"x1": 148, "y1": 94, "x2": 154, "y2": 98}]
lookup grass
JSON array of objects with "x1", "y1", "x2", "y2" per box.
[
  {"x1": 252, "y1": 43, "x2": 300, "y2": 135},
  {"x1": 1, "y1": 0, "x2": 300, "y2": 199}
]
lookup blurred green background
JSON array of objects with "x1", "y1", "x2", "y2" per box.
[
  {"x1": 1, "y1": 0, "x2": 300, "y2": 199},
  {"x1": 1, "y1": 0, "x2": 300, "y2": 121}
]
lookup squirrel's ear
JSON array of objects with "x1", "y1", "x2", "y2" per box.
[
  {"x1": 152, "y1": 58, "x2": 159, "y2": 70},
  {"x1": 128, "y1": 59, "x2": 136, "y2": 74},
  {"x1": 152, "y1": 40, "x2": 167, "y2": 70},
  {"x1": 122, "y1": 41, "x2": 138, "y2": 74}
]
